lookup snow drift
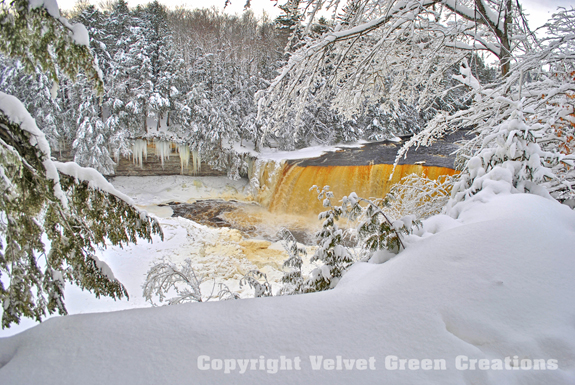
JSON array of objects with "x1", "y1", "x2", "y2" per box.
[{"x1": 0, "y1": 192, "x2": 574, "y2": 384}]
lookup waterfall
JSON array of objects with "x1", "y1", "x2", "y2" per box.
[
  {"x1": 249, "y1": 162, "x2": 457, "y2": 217},
  {"x1": 248, "y1": 158, "x2": 286, "y2": 208}
]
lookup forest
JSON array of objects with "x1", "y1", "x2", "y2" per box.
[
  {"x1": 0, "y1": 0, "x2": 574, "y2": 383},
  {"x1": 0, "y1": 0, "x2": 497, "y2": 177}
]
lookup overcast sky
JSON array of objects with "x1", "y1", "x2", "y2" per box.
[{"x1": 57, "y1": 0, "x2": 574, "y2": 30}]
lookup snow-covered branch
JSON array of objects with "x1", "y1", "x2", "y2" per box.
[
  {"x1": 143, "y1": 259, "x2": 207, "y2": 305},
  {"x1": 258, "y1": 0, "x2": 533, "y2": 140}
]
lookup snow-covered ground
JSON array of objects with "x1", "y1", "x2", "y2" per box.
[{"x1": 1, "y1": 182, "x2": 574, "y2": 384}]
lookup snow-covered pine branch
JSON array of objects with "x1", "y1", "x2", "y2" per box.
[
  {"x1": 0, "y1": 0, "x2": 104, "y2": 94},
  {"x1": 0, "y1": 0, "x2": 162, "y2": 328}
]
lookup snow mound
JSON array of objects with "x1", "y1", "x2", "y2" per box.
[{"x1": 0, "y1": 193, "x2": 574, "y2": 384}]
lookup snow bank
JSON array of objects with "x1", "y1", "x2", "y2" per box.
[{"x1": 0, "y1": 193, "x2": 574, "y2": 384}]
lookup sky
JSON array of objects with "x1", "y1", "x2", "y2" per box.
[
  {"x1": 520, "y1": 0, "x2": 575, "y2": 29},
  {"x1": 55, "y1": 0, "x2": 574, "y2": 29}
]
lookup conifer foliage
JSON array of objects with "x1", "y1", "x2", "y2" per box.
[
  {"x1": 306, "y1": 186, "x2": 354, "y2": 291},
  {"x1": 0, "y1": 0, "x2": 162, "y2": 328}
]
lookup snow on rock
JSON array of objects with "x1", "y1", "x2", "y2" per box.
[
  {"x1": 236, "y1": 141, "x2": 368, "y2": 162},
  {"x1": 0, "y1": 193, "x2": 574, "y2": 384}
]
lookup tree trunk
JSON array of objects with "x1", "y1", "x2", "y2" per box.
[{"x1": 499, "y1": 0, "x2": 513, "y2": 77}]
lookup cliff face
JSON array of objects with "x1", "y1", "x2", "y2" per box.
[
  {"x1": 113, "y1": 151, "x2": 225, "y2": 177},
  {"x1": 53, "y1": 141, "x2": 226, "y2": 177}
]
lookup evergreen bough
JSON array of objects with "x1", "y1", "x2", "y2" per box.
[{"x1": 0, "y1": 0, "x2": 162, "y2": 328}]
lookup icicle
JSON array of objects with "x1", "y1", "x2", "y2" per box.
[
  {"x1": 155, "y1": 140, "x2": 171, "y2": 169},
  {"x1": 177, "y1": 144, "x2": 190, "y2": 174},
  {"x1": 191, "y1": 150, "x2": 201, "y2": 175},
  {"x1": 132, "y1": 139, "x2": 148, "y2": 168}
]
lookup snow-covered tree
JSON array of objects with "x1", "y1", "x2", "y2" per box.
[
  {"x1": 66, "y1": 5, "x2": 116, "y2": 174},
  {"x1": 0, "y1": 0, "x2": 162, "y2": 328},
  {"x1": 396, "y1": 9, "x2": 575, "y2": 210},
  {"x1": 143, "y1": 258, "x2": 207, "y2": 305},
  {"x1": 306, "y1": 186, "x2": 354, "y2": 291},
  {"x1": 258, "y1": 0, "x2": 535, "y2": 146},
  {"x1": 277, "y1": 228, "x2": 306, "y2": 295},
  {"x1": 167, "y1": 8, "x2": 285, "y2": 170},
  {"x1": 68, "y1": 72, "x2": 116, "y2": 174},
  {"x1": 240, "y1": 270, "x2": 273, "y2": 297},
  {"x1": 102, "y1": 0, "x2": 136, "y2": 160},
  {"x1": 137, "y1": 1, "x2": 182, "y2": 131},
  {"x1": 386, "y1": 173, "x2": 454, "y2": 219},
  {"x1": 0, "y1": 55, "x2": 64, "y2": 150}
]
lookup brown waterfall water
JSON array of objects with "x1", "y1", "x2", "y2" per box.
[
  {"x1": 268, "y1": 163, "x2": 457, "y2": 216},
  {"x1": 259, "y1": 135, "x2": 463, "y2": 217}
]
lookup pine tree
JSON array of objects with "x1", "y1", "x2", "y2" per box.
[
  {"x1": 278, "y1": 228, "x2": 306, "y2": 295},
  {"x1": 139, "y1": 1, "x2": 176, "y2": 132},
  {"x1": 0, "y1": 55, "x2": 65, "y2": 151},
  {"x1": 68, "y1": 5, "x2": 116, "y2": 174},
  {"x1": 0, "y1": 0, "x2": 162, "y2": 328},
  {"x1": 275, "y1": 0, "x2": 303, "y2": 53},
  {"x1": 306, "y1": 186, "x2": 354, "y2": 291},
  {"x1": 104, "y1": 0, "x2": 136, "y2": 161}
]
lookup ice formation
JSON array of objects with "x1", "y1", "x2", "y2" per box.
[
  {"x1": 191, "y1": 150, "x2": 201, "y2": 175},
  {"x1": 132, "y1": 139, "x2": 148, "y2": 168},
  {"x1": 177, "y1": 144, "x2": 190, "y2": 174},
  {"x1": 155, "y1": 140, "x2": 171, "y2": 169}
]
